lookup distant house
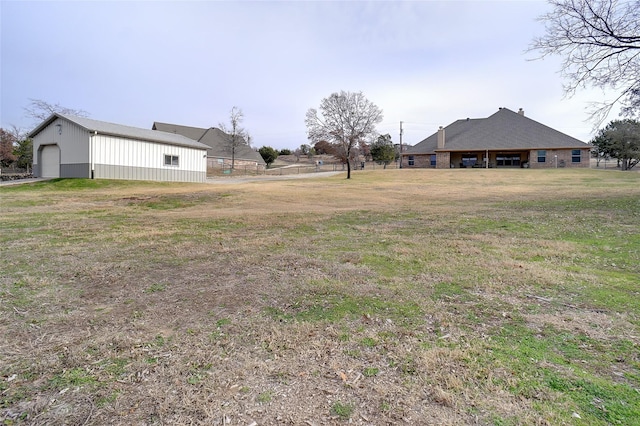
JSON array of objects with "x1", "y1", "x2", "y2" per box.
[
  {"x1": 29, "y1": 114, "x2": 208, "y2": 182},
  {"x1": 152, "y1": 122, "x2": 266, "y2": 170},
  {"x1": 402, "y1": 108, "x2": 591, "y2": 169}
]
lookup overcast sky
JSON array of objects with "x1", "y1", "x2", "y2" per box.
[{"x1": 1, "y1": 0, "x2": 619, "y2": 149}]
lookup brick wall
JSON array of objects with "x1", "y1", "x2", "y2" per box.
[
  {"x1": 436, "y1": 152, "x2": 451, "y2": 169},
  {"x1": 401, "y1": 149, "x2": 590, "y2": 169},
  {"x1": 402, "y1": 154, "x2": 433, "y2": 168},
  {"x1": 529, "y1": 148, "x2": 590, "y2": 169}
]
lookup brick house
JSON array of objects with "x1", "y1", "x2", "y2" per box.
[{"x1": 401, "y1": 108, "x2": 591, "y2": 169}]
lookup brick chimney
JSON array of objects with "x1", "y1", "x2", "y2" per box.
[
  {"x1": 437, "y1": 126, "x2": 445, "y2": 149},
  {"x1": 518, "y1": 108, "x2": 524, "y2": 116}
]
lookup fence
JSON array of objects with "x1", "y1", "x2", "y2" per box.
[
  {"x1": 206, "y1": 160, "x2": 401, "y2": 177},
  {"x1": 207, "y1": 164, "x2": 265, "y2": 177},
  {"x1": 264, "y1": 163, "x2": 343, "y2": 176}
]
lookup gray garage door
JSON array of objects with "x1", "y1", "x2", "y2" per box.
[{"x1": 40, "y1": 145, "x2": 60, "y2": 178}]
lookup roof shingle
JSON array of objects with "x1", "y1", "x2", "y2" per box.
[{"x1": 405, "y1": 108, "x2": 588, "y2": 154}]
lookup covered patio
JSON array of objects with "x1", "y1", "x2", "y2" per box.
[{"x1": 450, "y1": 150, "x2": 530, "y2": 168}]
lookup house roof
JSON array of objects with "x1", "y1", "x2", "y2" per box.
[
  {"x1": 29, "y1": 114, "x2": 210, "y2": 150},
  {"x1": 152, "y1": 122, "x2": 208, "y2": 141},
  {"x1": 153, "y1": 121, "x2": 266, "y2": 165},
  {"x1": 405, "y1": 108, "x2": 589, "y2": 154}
]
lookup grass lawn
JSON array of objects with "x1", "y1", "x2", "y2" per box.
[{"x1": 1, "y1": 168, "x2": 639, "y2": 425}]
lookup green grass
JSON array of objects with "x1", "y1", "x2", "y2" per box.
[
  {"x1": 49, "y1": 368, "x2": 98, "y2": 390},
  {"x1": 363, "y1": 367, "x2": 379, "y2": 377},
  {"x1": 265, "y1": 292, "x2": 422, "y2": 325},
  {"x1": 257, "y1": 390, "x2": 274, "y2": 403},
  {"x1": 100, "y1": 358, "x2": 129, "y2": 379},
  {"x1": 360, "y1": 337, "x2": 377, "y2": 348},
  {"x1": 480, "y1": 322, "x2": 640, "y2": 424},
  {"x1": 331, "y1": 401, "x2": 354, "y2": 419},
  {"x1": 137, "y1": 196, "x2": 195, "y2": 210},
  {"x1": 215, "y1": 318, "x2": 231, "y2": 327},
  {"x1": 0, "y1": 178, "x2": 98, "y2": 192},
  {"x1": 1, "y1": 281, "x2": 36, "y2": 309},
  {"x1": 144, "y1": 283, "x2": 167, "y2": 293}
]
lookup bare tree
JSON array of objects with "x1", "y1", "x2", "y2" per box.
[
  {"x1": 305, "y1": 91, "x2": 383, "y2": 179},
  {"x1": 7, "y1": 124, "x2": 28, "y2": 141},
  {"x1": 529, "y1": 0, "x2": 640, "y2": 126},
  {"x1": 218, "y1": 106, "x2": 247, "y2": 171},
  {"x1": 24, "y1": 98, "x2": 89, "y2": 124}
]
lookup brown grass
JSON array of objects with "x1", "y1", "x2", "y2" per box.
[{"x1": 1, "y1": 168, "x2": 639, "y2": 425}]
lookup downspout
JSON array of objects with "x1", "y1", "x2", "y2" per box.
[{"x1": 90, "y1": 130, "x2": 97, "y2": 179}]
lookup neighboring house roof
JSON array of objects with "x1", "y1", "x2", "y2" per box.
[
  {"x1": 153, "y1": 121, "x2": 266, "y2": 165},
  {"x1": 29, "y1": 114, "x2": 210, "y2": 150},
  {"x1": 405, "y1": 108, "x2": 589, "y2": 154},
  {"x1": 151, "y1": 122, "x2": 207, "y2": 141}
]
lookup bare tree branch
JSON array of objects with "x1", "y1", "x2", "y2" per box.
[
  {"x1": 23, "y1": 98, "x2": 89, "y2": 124},
  {"x1": 529, "y1": 0, "x2": 640, "y2": 127}
]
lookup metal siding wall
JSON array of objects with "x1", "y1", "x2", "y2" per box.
[
  {"x1": 93, "y1": 135, "x2": 206, "y2": 182},
  {"x1": 60, "y1": 121, "x2": 89, "y2": 164},
  {"x1": 61, "y1": 163, "x2": 90, "y2": 178},
  {"x1": 94, "y1": 164, "x2": 205, "y2": 182}
]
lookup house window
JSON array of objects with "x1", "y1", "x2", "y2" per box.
[
  {"x1": 537, "y1": 150, "x2": 546, "y2": 163},
  {"x1": 430, "y1": 154, "x2": 436, "y2": 166},
  {"x1": 164, "y1": 154, "x2": 179, "y2": 166},
  {"x1": 571, "y1": 149, "x2": 581, "y2": 163},
  {"x1": 408, "y1": 155, "x2": 415, "y2": 166},
  {"x1": 461, "y1": 155, "x2": 477, "y2": 167},
  {"x1": 496, "y1": 155, "x2": 521, "y2": 166}
]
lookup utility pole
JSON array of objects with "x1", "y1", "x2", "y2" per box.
[{"x1": 399, "y1": 121, "x2": 403, "y2": 169}]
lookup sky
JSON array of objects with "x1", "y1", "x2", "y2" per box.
[{"x1": 0, "y1": 0, "x2": 621, "y2": 150}]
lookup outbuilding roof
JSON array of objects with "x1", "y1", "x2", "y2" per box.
[
  {"x1": 405, "y1": 108, "x2": 589, "y2": 154},
  {"x1": 29, "y1": 114, "x2": 210, "y2": 150},
  {"x1": 153, "y1": 121, "x2": 266, "y2": 165}
]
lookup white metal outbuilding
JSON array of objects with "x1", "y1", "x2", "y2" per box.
[{"x1": 29, "y1": 114, "x2": 209, "y2": 182}]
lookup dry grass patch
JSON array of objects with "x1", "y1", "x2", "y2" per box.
[{"x1": 1, "y1": 169, "x2": 639, "y2": 425}]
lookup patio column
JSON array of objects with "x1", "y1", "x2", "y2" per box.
[{"x1": 486, "y1": 150, "x2": 489, "y2": 168}]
